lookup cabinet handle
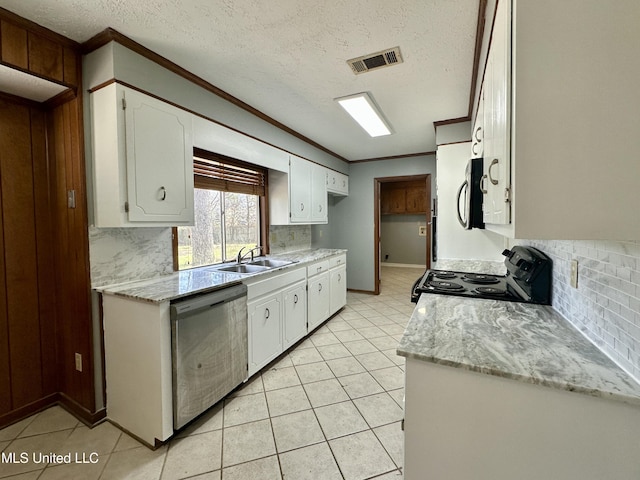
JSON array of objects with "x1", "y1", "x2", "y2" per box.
[
  {"x1": 294, "y1": 294, "x2": 298, "y2": 304},
  {"x1": 317, "y1": 266, "x2": 322, "y2": 273},
  {"x1": 338, "y1": 274, "x2": 341, "y2": 282},
  {"x1": 318, "y1": 283, "x2": 323, "y2": 292},
  {"x1": 265, "y1": 308, "x2": 270, "y2": 319},
  {"x1": 480, "y1": 175, "x2": 488, "y2": 194},
  {"x1": 471, "y1": 142, "x2": 479, "y2": 156},
  {"x1": 474, "y1": 126, "x2": 482, "y2": 142},
  {"x1": 300, "y1": 203, "x2": 305, "y2": 211},
  {"x1": 159, "y1": 186, "x2": 166, "y2": 201},
  {"x1": 343, "y1": 180, "x2": 346, "y2": 187},
  {"x1": 319, "y1": 204, "x2": 322, "y2": 212},
  {"x1": 333, "y1": 178, "x2": 336, "y2": 184},
  {"x1": 488, "y1": 159, "x2": 500, "y2": 185}
]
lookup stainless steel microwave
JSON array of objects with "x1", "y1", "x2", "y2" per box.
[{"x1": 456, "y1": 158, "x2": 485, "y2": 229}]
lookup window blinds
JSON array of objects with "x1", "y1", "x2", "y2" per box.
[{"x1": 192, "y1": 151, "x2": 266, "y2": 196}]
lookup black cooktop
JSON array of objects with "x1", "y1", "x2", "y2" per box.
[
  {"x1": 411, "y1": 247, "x2": 553, "y2": 305},
  {"x1": 416, "y1": 270, "x2": 524, "y2": 302}
]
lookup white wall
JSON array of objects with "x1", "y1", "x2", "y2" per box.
[
  {"x1": 380, "y1": 215, "x2": 427, "y2": 266},
  {"x1": 436, "y1": 142, "x2": 504, "y2": 261},
  {"x1": 322, "y1": 155, "x2": 436, "y2": 292}
]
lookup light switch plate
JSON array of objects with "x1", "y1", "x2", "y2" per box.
[{"x1": 570, "y1": 260, "x2": 578, "y2": 288}]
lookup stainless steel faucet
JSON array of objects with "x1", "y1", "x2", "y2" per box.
[{"x1": 236, "y1": 246, "x2": 263, "y2": 264}]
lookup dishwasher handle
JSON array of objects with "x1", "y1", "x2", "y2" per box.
[{"x1": 170, "y1": 283, "x2": 247, "y2": 318}]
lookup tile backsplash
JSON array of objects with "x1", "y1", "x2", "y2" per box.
[
  {"x1": 269, "y1": 225, "x2": 311, "y2": 254},
  {"x1": 523, "y1": 239, "x2": 640, "y2": 381},
  {"x1": 89, "y1": 226, "x2": 174, "y2": 287},
  {"x1": 89, "y1": 224, "x2": 311, "y2": 288}
]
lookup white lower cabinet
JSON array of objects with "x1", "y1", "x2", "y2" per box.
[
  {"x1": 246, "y1": 267, "x2": 306, "y2": 377},
  {"x1": 404, "y1": 358, "x2": 640, "y2": 480},
  {"x1": 306, "y1": 258, "x2": 330, "y2": 332},
  {"x1": 282, "y1": 281, "x2": 307, "y2": 350},
  {"x1": 307, "y1": 271, "x2": 330, "y2": 332},
  {"x1": 245, "y1": 253, "x2": 347, "y2": 376},
  {"x1": 329, "y1": 264, "x2": 346, "y2": 316},
  {"x1": 247, "y1": 295, "x2": 282, "y2": 376}
]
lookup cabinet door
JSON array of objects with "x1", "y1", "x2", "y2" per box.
[
  {"x1": 483, "y1": 0, "x2": 511, "y2": 225},
  {"x1": 248, "y1": 296, "x2": 282, "y2": 376},
  {"x1": 124, "y1": 88, "x2": 194, "y2": 223},
  {"x1": 327, "y1": 171, "x2": 349, "y2": 196},
  {"x1": 283, "y1": 282, "x2": 307, "y2": 350},
  {"x1": 289, "y1": 156, "x2": 311, "y2": 222},
  {"x1": 338, "y1": 173, "x2": 349, "y2": 195},
  {"x1": 329, "y1": 265, "x2": 347, "y2": 315},
  {"x1": 310, "y1": 163, "x2": 328, "y2": 222},
  {"x1": 472, "y1": 86, "x2": 484, "y2": 159},
  {"x1": 307, "y1": 272, "x2": 330, "y2": 332},
  {"x1": 405, "y1": 186, "x2": 427, "y2": 214},
  {"x1": 381, "y1": 188, "x2": 406, "y2": 214}
]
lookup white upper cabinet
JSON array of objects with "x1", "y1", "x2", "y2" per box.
[
  {"x1": 480, "y1": 0, "x2": 640, "y2": 239},
  {"x1": 310, "y1": 162, "x2": 328, "y2": 222},
  {"x1": 289, "y1": 155, "x2": 312, "y2": 222},
  {"x1": 481, "y1": 0, "x2": 510, "y2": 226},
  {"x1": 91, "y1": 83, "x2": 194, "y2": 227},
  {"x1": 269, "y1": 155, "x2": 328, "y2": 225},
  {"x1": 471, "y1": 85, "x2": 484, "y2": 160},
  {"x1": 327, "y1": 170, "x2": 349, "y2": 196}
]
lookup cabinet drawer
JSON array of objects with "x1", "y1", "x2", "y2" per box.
[
  {"x1": 245, "y1": 266, "x2": 306, "y2": 300},
  {"x1": 329, "y1": 254, "x2": 346, "y2": 269},
  {"x1": 307, "y1": 259, "x2": 330, "y2": 277}
]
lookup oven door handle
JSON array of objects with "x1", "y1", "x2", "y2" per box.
[{"x1": 456, "y1": 180, "x2": 468, "y2": 228}]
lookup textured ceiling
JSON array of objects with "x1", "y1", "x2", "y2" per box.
[{"x1": 0, "y1": 0, "x2": 479, "y2": 161}]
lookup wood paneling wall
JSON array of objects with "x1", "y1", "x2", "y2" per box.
[
  {"x1": 0, "y1": 9, "x2": 97, "y2": 427},
  {"x1": 0, "y1": 96, "x2": 58, "y2": 415},
  {"x1": 49, "y1": 97, "x2": 95, "y2": 413},
  {"x1": 0, "y1": 8, "x2": 79, "y2": 89}
]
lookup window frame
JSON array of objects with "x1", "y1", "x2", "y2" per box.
[{"x1": 172, "y1": 148, "x2": 270, "y2": 270}]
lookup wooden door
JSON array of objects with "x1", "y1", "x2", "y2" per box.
[{"x1": 0, "y1": 95, "x2": 57, "y2": 415}]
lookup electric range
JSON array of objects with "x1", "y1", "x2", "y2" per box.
[{"x1": 411, "y1": 246, "x2": 552, "y2": 305}]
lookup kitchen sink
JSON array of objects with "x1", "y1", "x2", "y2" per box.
[
  {"x1": 216, "y1": 264, "x2": 271, "y2": 274},
  {"x1": 249, "y1": 258, "x2": 296, "y2": 268}
]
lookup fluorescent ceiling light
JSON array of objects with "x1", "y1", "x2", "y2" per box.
[{"x1": 335, "y1": 92, "x2": 392, "y2": 137}]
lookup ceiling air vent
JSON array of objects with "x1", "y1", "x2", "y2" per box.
[{"x1": 347, "y1": 47, "x2": 403, "y2": 75}]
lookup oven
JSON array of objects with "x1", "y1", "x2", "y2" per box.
[{"x1": 411, "y1": 246, "x2": 552, "y2": 305}]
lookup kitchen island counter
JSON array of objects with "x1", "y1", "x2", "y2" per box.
[
  {"x1": 399, "y1": 293, "x2": 640, "y2": 480},
  {"x1": 397, "y1": 294, "x2": 640, "y2": 405}
]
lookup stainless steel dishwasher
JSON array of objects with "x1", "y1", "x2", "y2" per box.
[{"x1": 170, "y1": 283, "x2": 248, "y2": 430}]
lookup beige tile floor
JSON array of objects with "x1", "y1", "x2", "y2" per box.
[{"x1": 0, "y1": 266, "x2": 420, "y2": 480}]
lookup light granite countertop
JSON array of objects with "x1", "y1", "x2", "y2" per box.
[
  {"x1": 98, "y1": 248, "x2": 346, "y2": 303},
  {"x1": 398, "y1": 294, "x2": 640, "y2": 407}
]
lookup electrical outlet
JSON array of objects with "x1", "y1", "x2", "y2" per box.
[
  {"x1": 418, "y1": 226, "x2": 427, "y2": 236},
  {"x1": 570, "y1": 260, "x2": 578, "y2": 288},
  {"x1": 75, "y1": 353, "x2": 83, "y2": 372}
]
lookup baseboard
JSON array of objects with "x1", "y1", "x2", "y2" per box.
[
  {"x1": 0, "y1": 393, "x2": 58, "y2": 430},
  {"x1": 58, "y1": 392, "x2": 106, "y2": 427},
  {"x1": 347, "y1": 288, "x2": 376, "y2": 295},
  {"x1": 381, "y1": 263, "x2": 425, "y2": 269}
]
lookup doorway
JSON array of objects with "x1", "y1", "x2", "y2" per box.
[{"x1": 373, "y1": 175, "x2": 432, "y2": 295}]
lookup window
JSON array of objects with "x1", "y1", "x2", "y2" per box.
[{"x1": 174, "y1": 149, "x2": 268, "y2": 270}]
